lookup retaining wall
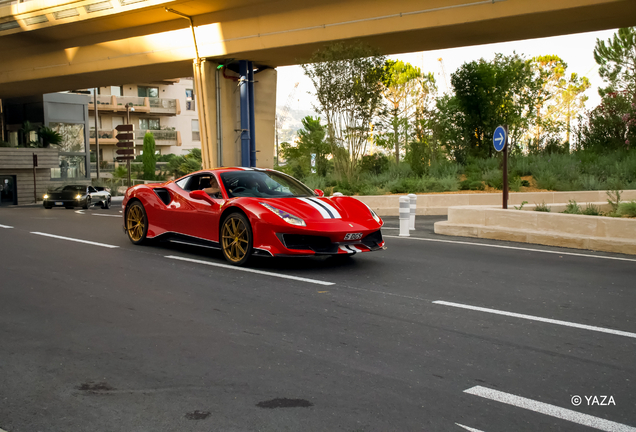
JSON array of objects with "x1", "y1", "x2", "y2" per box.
[
  {"x1": 355, "y1": 190, "x2": 636, "y2": 216},
  {"x1": 434, "y1": 205, "x2": 636, "y2": 255}
]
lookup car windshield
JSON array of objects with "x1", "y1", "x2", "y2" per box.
[
  {"x1": 220, "y1": 170, "x2": 315, "y2": 198},
  {"x1": 49, "y1": 185, "x2": 84, "y2": 192}
]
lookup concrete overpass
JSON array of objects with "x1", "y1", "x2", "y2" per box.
[{"x1": 1, "y1": 0, "x2": 635, "y2": 168}]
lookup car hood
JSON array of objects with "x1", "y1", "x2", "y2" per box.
[{"x1": 257, "y1": 196, "x2": 373, "y2": 223}]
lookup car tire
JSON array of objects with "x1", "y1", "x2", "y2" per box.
[
  {"x1": 44, "y1": 206, "x2": 52, "y2": 209},
  {"x1": 83, "y1": 197, "x2": 91, "y2": 209},
  {"x1": 126, "y1": 201, "x2": 149, "y2": 245},
  {"x1": 102, "y1": 197, "x2": 110, "y2": 209},
  {"x1": 221, "y1": 212, "x2": 253, "y2": 266}
]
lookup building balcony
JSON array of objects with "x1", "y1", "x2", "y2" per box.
[
  {"x1": 90, "y1": 129, "x2": 181, "y2": 147},
  {"x1": 88, "y1": 96, "x2": 180, "y2": 115},
  {"x1": 135, "y1": 130, "x2": 181, "y2": 147},
  {"x1": 89, "y1": 129, "x2": 117, "y2": 145}
]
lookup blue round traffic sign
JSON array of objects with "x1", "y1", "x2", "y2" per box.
[{"x1": 493, "y1": 126, "x2": 507, "y2": 152}]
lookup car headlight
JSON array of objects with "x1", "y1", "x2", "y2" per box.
[
  {"x1": 76, "y1": 194, "x2": 82, "y2": 199},
  {"x1": 43, "y1": 194, "x2": 48, "y2": 199},
  {"x1": 362, "y1": 202, "x2": 382, "y2": 224},
  {"x1": 259, "y1": 202, "x2": 306, "y2": 226}
]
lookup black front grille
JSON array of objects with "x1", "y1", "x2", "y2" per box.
[
  {"x1": 361, "y1": 230, "x2": 383, "y2": 249},
  {"x1": 279, "y1": 234, "x2": 336, "y2": 253}
]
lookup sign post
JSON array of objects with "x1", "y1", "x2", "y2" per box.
[
  {"x1": 115, "y1": 124, "x2": 134, "y2": 189},
  {"x1": 32, "y1": 153, "x2": 38, "y2": 202},
  {"x1": 493, "y1": 125, "x2": 508, "y2": 209}
]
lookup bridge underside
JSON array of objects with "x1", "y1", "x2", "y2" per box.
[
  {"x1": 1, "y1": 0, "x2": 635, "y2": 98},
  {"x1": 1, "y1": 0, "x2": 635, "y2": 170}
]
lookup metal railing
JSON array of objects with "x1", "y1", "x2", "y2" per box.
[
  {"x1": 116, "y1": 96, "x2": 145, "y2": 107},
  {"x1": 91, "y1": 95, "x2": 112, "y2": 105},
  {"x1": 136, "y1": 130, "x2": 178, "y2": 142},
  {"x1": 89, "y1": 129, "x2": 114, "y2": 139},
  {"x1": 148, "y1": 98, "x2": 177, "y2": 109}
]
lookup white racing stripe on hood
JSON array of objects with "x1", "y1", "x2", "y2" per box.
[{"x1": 298, "y1": 197, "x2": 342, "y2": 219}]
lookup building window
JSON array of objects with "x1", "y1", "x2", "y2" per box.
[
  {"x1": 192, "y1": 119, "x2": 200, "y2": 141},
  {"x1": 138, "y1": 86, "x2": 159, "y2": 98},
  {"x1": 186, "y1": 89, "x2": 195, "y2": 111},
  {"x1": 110, "y1": 86, "x2": 123, "y2": 97},
  {"x1": 140, "y1": 119, "x2": 160, "y2": 130}
]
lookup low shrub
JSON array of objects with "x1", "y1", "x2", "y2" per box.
[
  {"x1": 534, "y1": 201, "x2": 551, "y2": 212},
  {"x1": 617, "y1": 201, "x2": 636, "y2": 218},
  {"x1": 562, "y1": 199, "x2": 582, "y2": 214},
  {"x1": 582, "y1": 203, "x2": 601, "y2": 216},
  {"x1": 469, "y1": 180, "x2": 485, "y2": 191}
]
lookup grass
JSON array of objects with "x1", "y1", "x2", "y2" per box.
[
  {"x1": 617, "y1": 201, "x2": 636, "y2": 218},
  {"x1": 294, "y1": 150, "x2": 636, "y2": 196},
  {"x1": 534, "y1": 201, "x2": 551, "y2": 212}
]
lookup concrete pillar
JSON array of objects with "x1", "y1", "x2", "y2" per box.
[{"x1": 198, "y1": 62, "x2": 277, "y2": 169}]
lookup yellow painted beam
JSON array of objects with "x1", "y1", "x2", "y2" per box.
[{"x1": 0, "y1": 0, "x2": 635, "y2": 97}]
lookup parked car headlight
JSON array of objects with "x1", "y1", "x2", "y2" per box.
[
  {"x1": 43, "y1": 194, "x2": 48, "y2": 199},
  {"x1": 259, "y1": 202, "x2": 306, "y2": 226},
  {"x1": 76, "y1": 194, "x2": 82, "y2": 199}
]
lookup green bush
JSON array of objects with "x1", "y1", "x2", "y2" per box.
[
  {"x1": 469, "y1": 180, "x2": 485, "y2": 191},
  {"x1": 617, "y1": 201, "x2": 636, "y2": 218},
  {"x1": 582, "y1": 203, "x2": 601, "y2": 216},
  {"x1": 534, "y1": 201, "x2": 551, "y2": 212},
  {"x1": 562, "y1": 199, "x2": 582, "y2": 214}
]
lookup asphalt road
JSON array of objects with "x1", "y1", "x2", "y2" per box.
[{"x1": 0, "y1": 203, "x2": 635, "y2": 432}]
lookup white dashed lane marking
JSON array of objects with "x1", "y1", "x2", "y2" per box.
[
  {"x1": 30, "y1": 232, "x2": 119, "y2": 248},
  {"x1": 166, "y1": 255, "x2": 334, "y2": 286},
  {"x1": 465, "y1": 386, "x2": 636, "y2": 432},
  {"x1": 456, "y1": 424, "x2": 486, "y2": 432},
  {"x1": 0, "y1": 224, "x2": 13, "y2": 229},
  {"x1": 434, "y1": 300, "x2": 636, "y2": 339}
]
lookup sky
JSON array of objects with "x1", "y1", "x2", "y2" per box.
[{"x1": 276, "y1": 28, "x2": 619, "y2": 114}]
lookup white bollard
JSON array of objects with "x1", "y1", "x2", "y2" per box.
[
  {"x1": 332, "y1": 192, "x2": 344, "y2": 197},
  {"x1": 399, "y1": 196, "x2": 410, "y2": 237},
  {"x1": 408, "y1": 193, "x2": 417, "y2": 230}
]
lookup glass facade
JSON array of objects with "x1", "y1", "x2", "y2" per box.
[{"x1": 49, "y1": 122, "x2": 87, "y2": 179}]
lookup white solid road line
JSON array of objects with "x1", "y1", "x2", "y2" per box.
[
  {"x1": 92, "y1": 213, "x2": 122, "y2": 217},
  {"x1": 31, "y1": 232, "x2": 119, "y2": 248},
  {"x1": 465, "y1": 386, "x2": 636, "y2": 432},
  {"x1": 456, "y1": 424, "x2": 486, "y2": 432},
  {"x1": 166, "y1": 255, "x2": 335, "y2": 286},
  {"x1": 384, "y1": 235, "x2": 636, "y2": 262},
  {"x1": 0, "y1": 224, "x2": 13, "y2": 229},
  {"x1": 434, "y1": 300, "x2": 636, "y2": 339}
]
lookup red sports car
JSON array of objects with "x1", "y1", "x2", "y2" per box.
[{"x1": 122, "y1": 167, "x2": 385, "y2": 265}]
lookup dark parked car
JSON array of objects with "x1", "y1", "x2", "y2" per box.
[{"x1": 43, "y1": 185, "x2": 111, "y2": 209}]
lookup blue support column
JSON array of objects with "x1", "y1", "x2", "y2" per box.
[
  {"x1": 248, "y1": 61, "x2": 256, "y2": 167},
  {"x1": 239, "y1": 60, "x2": 250, "y2": 167}
]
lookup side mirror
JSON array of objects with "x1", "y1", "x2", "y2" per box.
[
  {"x1": 314, "y1": 189, "x2": 325, "y2": 197},
  {"x1": 189, "y1": 190, "x2": 216, "y2": 205}
]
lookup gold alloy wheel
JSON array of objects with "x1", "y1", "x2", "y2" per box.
[
  {"x1": 221, "y1": 215, "x2": 249, "y2": 263},
  {"x1": 126, "y1": 204, "x2": 146, "y2": 242}
]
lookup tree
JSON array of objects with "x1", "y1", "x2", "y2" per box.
[
  {"x1": 142, "y1": 132, "x2": 157, "y2": 180},
  {"x1": 450, "y1": 53, "x2": 540, "y2": 158},
  {"x1": 594, "y1": 27, "x2": 636, "y2": 97},
  {"x1": 377, "y1": 60, "x2": 421, "y2": 164},
  {"x1": 167, "y1": 148, "x2": 202, "y2": 178},
  {"x1": 279, "y1": 116, "x2": 331, "y2": 178},
  {"x1": 530, "y1": 55, "x2": 567, "y2": 148},
  {"x1": 302, "y1": 42, "x2": 386, "y2": 177},
  {"x1": 551, "y1": 73, "x2": 591, "y2": 144}
]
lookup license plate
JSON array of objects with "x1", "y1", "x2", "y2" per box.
[
  {"x1": 344, "y1": 233, "x2": 363, "y2": 240},
  {"x1": 55, "y1": 202, "x2": 63, "y2": 205}
]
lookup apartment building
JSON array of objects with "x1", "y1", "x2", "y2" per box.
[{"x1": 88, "y1": 78, "x2": 200, "y2": 165}]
